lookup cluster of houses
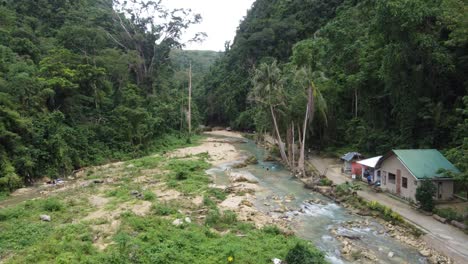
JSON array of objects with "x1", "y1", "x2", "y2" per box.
[{"x1": 341, "y1": 149, "x2": 460, "y2": 202}]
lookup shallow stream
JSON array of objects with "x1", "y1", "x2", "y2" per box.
[{"x1": 208, "y1": 136, "x2": 427, "y2": 264}]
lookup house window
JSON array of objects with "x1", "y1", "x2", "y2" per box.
[
  {"x1": 388, "y1": 173, "x2": 396, "y2": 184},
  {"x1": 402, "y1": 177, "x2": 408, "y2": 188}
]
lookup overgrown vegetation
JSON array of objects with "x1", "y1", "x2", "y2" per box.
[
  {"x1": 0, "y1": 0, "x2": 214, "y2": 192},
  {"x1": 198, "y1": 0, "x2": 468, "y2": 177},
  {"x1": 0, "y1": 147, "x2": 325, "y2": 263},
  {"x1": 416, "y1": 180, "x2": 437, "y2": 212}
]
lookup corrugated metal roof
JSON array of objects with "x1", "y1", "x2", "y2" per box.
[
  {"x1": 341, "y1": 152, "x2": 363, "y2": 161},
  {"x1": 357, "y1": 156, "x2": 382, "y2": 168},
  {"x1": 392, "y1": 149, "x2": 460, "y2": 180}
]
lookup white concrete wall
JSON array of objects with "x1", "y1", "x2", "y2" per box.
[
  {"x1": 380, "y1": 155, "x2": 418, "y2": 201},
  {"x1": 380, "y1": 155, "x2": 454, "y2": 201}
]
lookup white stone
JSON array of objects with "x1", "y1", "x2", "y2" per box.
[
  {"x1": 172, "y1": 219, "x2": 183, "y2": 226},
  {"x1": 388, "y1": 251, "x2": 394, "y2": 258},
  {"x1": 272, "y1": 258, "x2": 282, "y2": 264},
  {"x1": 184, "y1": 217, "x2": 191, "y2": 223},
  {"x1": 40, "y1": 215, "x2": 51, "y2": 222}
]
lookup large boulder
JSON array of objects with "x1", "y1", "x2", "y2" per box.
[{"x1": 229, "y1": 172, "x2": 259, "y2": 184}]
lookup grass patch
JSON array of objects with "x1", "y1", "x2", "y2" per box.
[
  {"x1": 164, "y1": 155, "x2": 212, "y2": 195},
  {"x1": 91, "y1": 213, "x2": 326, "y2": 264}
]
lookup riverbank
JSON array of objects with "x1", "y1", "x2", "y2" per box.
[
  {"x1": 308, "y1": 155, "x2": 468, "y2": 264},
  {"x1": 0, "y1": 132, "x2": 325, "y2": 263}
]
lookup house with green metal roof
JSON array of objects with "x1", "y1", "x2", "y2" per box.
[{"x1": 376, "y1": 149, "x2": 460, "y2": 202}]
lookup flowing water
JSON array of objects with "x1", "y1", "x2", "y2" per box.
[
  {"x1": 208, "y1": 136, "x2": 427, "y2": 264},
  {"x1": 0, "y1": 135, "x2": 428, "y2": 263}
]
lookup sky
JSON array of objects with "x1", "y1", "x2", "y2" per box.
[{"x1": 163, "y1": 0, "x2": 255, "y2": 51}]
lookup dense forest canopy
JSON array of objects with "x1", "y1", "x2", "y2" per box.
[
  {"x1": 197, "y1": 0, "x2": 467, "y2": 174},
  {"x1": 0, "y1": 0, "x2": 212, "y2": 191},
  {"x1": 0, "y1": 0, "x2": 467, "y2": 192}
]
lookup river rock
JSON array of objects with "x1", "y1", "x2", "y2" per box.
[
  {"x1": 229, "y1": 172, "x2": 259, "y2": 184},
  {"x1": 420, "y1": 249, "x2": 431, "y2": 257},
  {"x1": 388, "y1": 251, "x2": 394, "y2": 258},
  {"x1": 272, "y1": 258, "x2": 282, "y2": 264},
  {"x1": 241, "y1": 200, "x2": 253, "y2": 207},
  {"x1": 40, "y1": 215, "x2": 51, "y2": 222},
  {"x1": 172, "y1": 219, "x2": 184, "y2": 226}
]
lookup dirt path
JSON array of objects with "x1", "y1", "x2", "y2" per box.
[
  {"x1": 309, "y1": 155, "x2": 468, "y2": 264},
  {"x1": 169, "y1": 131, "x2": 245, "y2": 166}
]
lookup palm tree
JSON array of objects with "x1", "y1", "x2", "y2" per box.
[
  {"x1": 294, "y1": 67, "x2": 328, "y2": 175},
  {"x1": 250, "y1": 61, "x2": 289, "y2": 166}
]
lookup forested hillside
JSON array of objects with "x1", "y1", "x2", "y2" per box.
[
  {"x1": 0, "y1": 0, "x2": 204, "y2": 191},
  {"x1": 198, "y1": 0, "x2": 467, "y2": 162}
]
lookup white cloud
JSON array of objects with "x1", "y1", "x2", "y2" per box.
[{"x1": 162, "y1": 0, "x2": 255, "y2": 51}]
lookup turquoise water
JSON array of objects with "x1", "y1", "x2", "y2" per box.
[{"x1": 209, "y1": 136, "x2": 427, "y2": 264}]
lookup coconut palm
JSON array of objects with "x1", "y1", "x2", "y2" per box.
[{"x1": 250, "y1": 61, "x2": 289, "y2": 166}]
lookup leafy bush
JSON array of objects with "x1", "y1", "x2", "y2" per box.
[
  {"x1": 335, "y1": 182, "x2": 360, "y2": 196},
  {"x1": 285, "y1": 242, "x2": 326, "y2": 264},
  {"x1": 262, "y1": 225, "x2": 282, "y2": 235},
  {"x1": 176, "y1": 171, "x2": 188, "y2": 180},
  {"x1": 42, "y1": 198, "x2": 64, "y2": 212},
  {"x1": 143, "y1": 191, "x2": 156, "y2": 201},
  {"x1": 205, "y1": 210, "x2": 237, "y2": 229},
  {"x1": 366, "y1": 201, "x2": 404, "y2": 223},
  {"x1": 152, "y1": 203, "x2": 176, "y2": 216},
  {"x1": 319, "y1": 178, "x2": 333, "y2": 186},
  {"x1": 416, "y1": 180, "x2": 436, "y2": 212},
  {"x1": 433, "y1": 208, "x2": 463, "y2": 222}
]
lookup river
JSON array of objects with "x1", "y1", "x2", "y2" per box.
[{"x1": 207, "y1": 136, "x2": 427, "y2": 264}]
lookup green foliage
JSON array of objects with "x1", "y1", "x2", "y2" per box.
[
  {"x1": 205, "y1": 209, "x2": 238, "y2": 230},
  {"x1": 416, "y1": 180, "x2": 436, "y2": 212},
  {"x1": 318, "y1": 178, "x2": 333, "y2": 186},
  {"x1": 367, "y1": 201, "x2": 404, "y2": 224},
  {"x1": 199, "y1": 0, "x2": 468, "y2": 158},
  {"x1": 142, "y1": 191, "x2": 155, "y2": 201},
  {"x1": 335, "y1": 182, "x2": 360, "y2": 196},
  {"x1": 285, "y1": 242, "x2": 326, "y2": 264},
  {"x1": 433, "y1": 207, "x2": 463, "y2": 222},
  {"x1": 42, "y1": 198, "x2": 64, "y2": 212},
  {"x1": 0, "y1": 0, "x2": 207, "y2": 192}
]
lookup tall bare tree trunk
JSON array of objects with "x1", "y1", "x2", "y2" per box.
[
  {"x1": 298, "y1": 86, "x2": 315, "y2": 175},
  {"x1": 292, "y1": 122, "x2": 296, "y2": 170},
  {"x1": 270, "y1": 105, "x2": 289, "y2": 167},
  {"x1": 188, "y1": 62, "x2": 192, "y2": 138},
  {"x1": 354, "y1": 87, "x2": 358, "y2": 118}
]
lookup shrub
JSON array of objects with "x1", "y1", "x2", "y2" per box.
[
  {"x1": 205, "y1": 210, "x2": 237, "y2": 229},
  {"x1": 319, "y1": 178, "x2": 333, "y2": 186},
  {"x1": 143, "y1": 191, "x2": 156, "y2": 201},
  {"x1": 152, "y1": 203, "x2": 176, "y2": 216},
  {"x1": 416, "y1": 180, "x2": 436, "y2": 212},
  {"x1": 176, "y1": 171, "x2": 188, "y2": 180},
  {"x1": 285, "y1": 242, "x2": 326, "y2": 264},
  {"x1": 433, "y1": 208, "x2": 463, "y2": 222},
  {"x1": 262, "y1": 225, "x2": 281, "y2": 235},
  {"x1": 43, "y1": 198, "x2": 64, "y2": 212}
]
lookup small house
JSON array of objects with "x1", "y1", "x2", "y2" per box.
[
  {"x1": 341, "y1": 152, "x2": 364, "y2": 175},
  {"x1": 376, "y1": 149, "x2": 459, "y2": 202},
  {"x1": 357, "y1": 156, "x2": 383, "y2": 183}
]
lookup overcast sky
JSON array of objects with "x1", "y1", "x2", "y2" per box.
[{"x1": 163, "y1": 0, "x2": 255, "y2": 51}]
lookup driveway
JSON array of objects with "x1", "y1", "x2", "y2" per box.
[{"x1": 308, "y1": 156, "x2": 468, "y2": 264}]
